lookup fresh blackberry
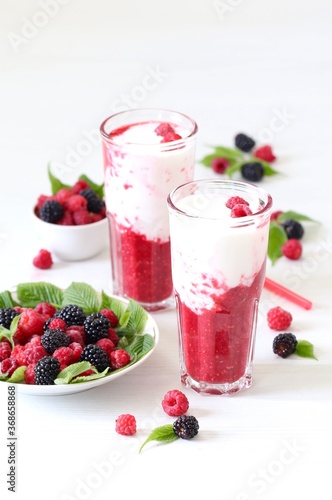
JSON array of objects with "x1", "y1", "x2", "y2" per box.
[
  {"x1": 282, "y1": 219, "x2": 304, "y2": 240},
  {"x1": 84, "y1": 313, "x2": 110, "y2": 343},
  {"x1": 241, "y1": 162, "x2": 264, "y2": 182},
  {"x1": 39, "y1": 200, "x2": 64, "y2": 223},
  {"x1": 41, "y1": 328, "x2": 71, "y2": 354},
  {"x1": 173, "y1": 415, "x2": 199, "y2": 440},
  {"x1": 235, "y1": 133, "x2": 256, "y2": 152},
  {"x1": 80, "y1": 188, "x2": 105, "y2": 214},
  {"x1": 273, "y1": 333, "x2": 298, "y2": 358},
  {"x1": 80, "y1": 344, "x2": 110, "y2": 372},
  {"x1": 34, "y1": 356, "x2": 61, "y2": 385},
  {"x1": 0, "y1": 308, "x2": 20, "y2": 330},
  {"x1": 54, "y1": 304, "x2": 86, "y2": 327},
  {"x1": 42, "y1": 317, "x2": 52, "y2": 332}
]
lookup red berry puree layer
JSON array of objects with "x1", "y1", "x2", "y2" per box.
[{"x1": 176, "y1": 264, "x2": 266, "y2": 385}]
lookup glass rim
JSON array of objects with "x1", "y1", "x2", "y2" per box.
[
  {"x1": 99, "y1": 108, "x2": 198, "y2": 147},
  {"x1": 167, "y1": 179, "x2": 273, "y2": 222}
]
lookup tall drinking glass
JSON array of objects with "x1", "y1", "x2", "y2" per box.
[
  {"x1": 167, "y1": 179, "x2": 272, "y2": 394},
  {"x1": 100, "y1": 109, "x2": 198, "y2": 311}
]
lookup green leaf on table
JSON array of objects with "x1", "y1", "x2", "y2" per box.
[
  {"x1": 126, "y1": 334, "x2": 154, "y2": 359},
  {"x1": 295, "y1": 340, "x2": 318, "y2": 360},
  {"x1": 213, "y1": 145, "x2": 244, "y2": 161},
  {"x1": 276, "y1": 211, "x2": 319, "y2": 224},
  {"x1": 268, "y1": 222, "x2": 288, "y2": 265},
  {"x1": 16, "y1": 282, "x2": 63, "y2": 308},
  {"x1": 7, "y1": 366, "x2": 26, "y2": 383},
  {"x1": 62, "y1": 282, "x2": 100, "y2": 314},
  {"x1": 0, "y1": 290, "x2": 16, "y2": 309},
  {"x1": 139, "y1": 424, "x2": 178, "y2": 453},
  {"x1": 225, "y1": 161, "x2": 243, "y2": 178},
  {"x1": 79, "y1": 174, "x2": 104, "y2": 199},
  {"x1": 48, "y1": 162, "x2": 71, "y2": 194}
]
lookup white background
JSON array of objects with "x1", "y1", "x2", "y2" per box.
[{"x1": 1, "y1": 1, "x2": 332, "y2": 500}]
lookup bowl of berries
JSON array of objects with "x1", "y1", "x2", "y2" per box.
[{"x1": 33, "y1": 168, "x2": 108, "y2": 261}]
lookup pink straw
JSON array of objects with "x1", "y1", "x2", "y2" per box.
[{"x1": 264, "y1": 277, "x2": 313, "y2": 310}]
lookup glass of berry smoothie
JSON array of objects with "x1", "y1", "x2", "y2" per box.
[
  {"x1": 100, "y1": 109, "x2": 198, "y2": 311},
  {"x1": 167, "y1": 179, "x2": 272, "y2": 395}
]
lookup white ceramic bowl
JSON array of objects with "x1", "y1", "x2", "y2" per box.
[{"x1": 32, "y1": 209, "x2": 108, "y2": 261}]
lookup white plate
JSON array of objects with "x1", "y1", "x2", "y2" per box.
[{"x1": 5, "y1": 295, "x2": 159, "y2": 397}]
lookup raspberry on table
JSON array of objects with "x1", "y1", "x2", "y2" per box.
[
  {"x1": 39, "y1": 200, "x2": 64, "y2": 223},
  {"x1": 162, "y1": 389, "x2": 189, "y2": 417},
  {"x1": 33, "y1": 249, "x2": 53, "y2": 270},
  {"x1": 226, "y1": 196, "x2": 249, "y2": 209},
  {"x1": 231, "y1": 204, "x2": 253, "y2": 218},
  {"x1": 273, "y1": 333, "x2": 298, "y2": 358},
  {"x1": 282, "y1": 239, "x2": 302, "y2": 260},
  {"x1": 80, "y1": 344, "x2": 110, "y2": 372},
  {"x1": 267, "y1": 306, "x2": 292, "y2": 331},
  {"x1": 235, "y1": 133, "x2": 256, "y2": 152},
  {"x1": 253, "y1": 145, "x2": 276, "y2": 162},
  {"x1": 282, "y1": 219, "x2": 304, "y2": 240},
  {"x1": 173, "y1": 415, "x2": 199, "y2": 440},
  {"x1": 211, "y1": 157, "x2": 230, "y2": 174},
  {"x1": 34, "y1": 356, "x2": 61, "y2": 385},
  {"x1": 115, "y1": 414, "x2": 137, "y2": 436},
  {"x1": 110, "y1": 349, "x2": 131, "y2": 370},
  {"x1": 241, "y1": 162, "x2": 264, "y2": 182}
]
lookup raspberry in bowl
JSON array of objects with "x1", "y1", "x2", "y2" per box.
[{"x1": 33, "y1": 175, "x2": 108, "y2": 261}]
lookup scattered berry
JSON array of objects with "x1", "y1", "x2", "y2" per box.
[
  {"x1": 39, "y1": 200, "x2": 64, "y2": 223},
  {"x1": 253, "y1": 145, "x2": 276, "y2": 162},
  {"x1": 115, "y1": 414, "x2": 137, "y2": 436},
  {"x1": 80, "y1": 344, "x2": 110, "y2": 372},
  {"x1": 173, "y1": 415, "x2": 199, "y2": 440},
  {"x1": 33, "y1": 249, "x2": 53, "y2": 270},
  {"x1": 273, "y1": 333, "x2": 298, "y2": 358},
  {"x1": 110, "y1": 349, "x2": 131, "y2": 370},
  {"x1": 282, "y1": 219, "x2": 304, "y2": 240},
  {"x1": 211, "y1": 157, "x2": 230, "y2": 174},
  {"x1": 226, "y1": 196, "x2": 249, "y2": 209},
  {"x1": 41, "y1": 328, "x2": 71, "y2": 354},
  {"x1": 282, "y1": 239, "x2": 302, "y2": 260},
  {"x1": 235, "y1": 133, "x2": 255, "y2": 152},
  {"x1": 162, "y1": 390, "x2": 189, "y2": 417},
  {"x1": 84, "y1": 313, "x2": 110, "y2": 343},
  {"x1": 34, "y1": 356, "x2": 60, "y2": 384},
  {"x1": 267, "y1": 306, "x2": 292, "y2": 331},
  {"x1": 241, "y1": 162, "x2": 264, "y2": 182}
]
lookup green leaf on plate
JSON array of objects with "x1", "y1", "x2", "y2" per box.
[
  {"x1": 100, "y1": 291, "x2": 127, "y2": 319},
  {"x1": 126, "y1": 334, "x2": 154, "y2": 359},
  {"x1": 125, "y1": 299, "x2": 148, "y2": 335},
  {"x1": 16, "y1": 282, "x2": 63, "y2": 308},
  {"x1": 7, "y1": 366, "x2": 26, "y2": 383},
  {"x1": 48, "y1": 162, "x2": 71, "y2": 195},
  {"x1": 295, "y1": 340, "x2": 318, "y2": 360},
  {"x1": 0, "y1": 290, "x2": 16, "y2": 309},
  {"x1": 0, "y1": 315, "x2": 21, "y2": 348},
  {"x1": 54, "y1": 361, "x2": 96, "y2": 384},
  {"x1": 139, "y1": 424, "x2": 178, "y2": 453},
  {"x1": 276, "y1": 211, "x2": 319, "y2": 224},
  {"x1": 62, "y1": 282, "x2": 100, "y2": 314},
  {"x1": 70, "y1": 367, "x2": 110, "y2": 383},
  {"x1": 268, "y1": 222, "x2": 288, "y2": 265},
  {"x1": 79, "y1": 174, "x2": 104, "y2": 199}
]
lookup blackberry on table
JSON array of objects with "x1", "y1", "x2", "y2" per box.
[
  {"x1": 34, "y1": 356, "x2": 61, "y2": 385},
  {"x1": 80, "y1": 188, "x2": 105, "y2": 214},
  {"x1": 273, "y1": 333, "x2": 298, "y2": 358},
  {"x1": 282, "y1": 219, "x2": 304, "y2": 240},
  {"x1": 235, "y1": 133, "x2": 256, "y2": 152},
  {"x1": 39, "y1": 200, "x2": 64, "y2": 223},
  {"x1": 80, "y1": 344, "x2": 110, "y2": 372},
  {"x1": 0, "y1": 308, "x2": 20, "y2": 330},
  {"x1": 84, "y1": 313, "x2": 110, "y2": 343},
  {"x1": 173, "y1": 415, "x2": 199, "y2": 440},
  {"x1": 241, "y1": 162, "x2": 264, "y2": 182},
  {"x1": 54, "y1": 304, "x2": 86, "y2": 327},
  {"x1": 41, "y1": 328, "x2": 71, "y2": 354}
]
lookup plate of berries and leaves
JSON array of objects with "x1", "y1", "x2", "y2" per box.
[{"x1": 0, "y1": 281, "x2": 159, "y2": 396}]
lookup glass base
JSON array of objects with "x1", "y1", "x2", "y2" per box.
[
  {"x1": 180, "y1": 371, "x2": 253, "y2": 396},
  {"x1": 112, "y1": 282, "x2": 176, "y2": 312}
]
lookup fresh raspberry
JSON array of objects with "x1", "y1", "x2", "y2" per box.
[
  {"x1": 18, "y1": 309, "x2": 46, "y2": 336},
  {"x1": 282, "y1": 239, "x2": 302, "y2": 260},
  {"x1": 35, "y1": 302, "x2": 57, "y2": 317},
  {"x1": 33, "y1": 249, "x2": 53, "y2": 269},
  {"x1": 90, "y1": 213, "x2": 103, "y2": 223},
  {"x1": 0, "y1": 357, "x2": 18, "y2": 376},
  {"x1": 0, "y1": 341, "x2": 11, "y2": 361},
  {"x1": 267, "y1": 306, "x2": 292, "y2": 331},
  {"x1": 253, "y1": 145, "x2": 276, "y2": 163},
  {"x1": 27, "y1": 335, "x2": 42, "y2": 346},
  {"x1": 55, "y1": 188, "x2": 73, "y2": 204},
  {"x1": 162, "y1": 389, "x2": 189, "y2": 417},
  {"x1": 13, "y1": 327, "x2": 31, "y2": 346},
  {"x1": 13, "y1": 306, "x2": 26, "y2": 313},
  {"x1": 270, "y1": 210, "x2": 284, "y2": 221},
  {"x1": 53, "y1": 346, "x2": 74, "y2": 370},
  {"x1": 12, "y1": 344, "x2": 27, "y2": 365},
  {"x1": 155, "y1": 122, "x2": 174, "y2": 136},
  {"x1": 57, "y1": 210, "x2": 74, "y2": 226},
  {"x1": 36, "y1": 194, "x2": 53, "y2": 210},
  {"x1": 24, "y1": 345, "x2": 48, "y2": 364},
  {"x1": 115, "y1": 414, "x2": 137, "y2": 436},
  {"x1": 107, "y1": 328, "x2": 119, "y2": 346},
  {"x1": 231, "y1": 204, "x2": 253, "y2": 218},
  {"x1": 69, "y1": 342, "x2": 83, "y2": 362},
  {"x1": 110, "y1": 349, "x2": 131, "y2": 370},
  {"x1": 72, "y1": 179, "x2": 90, "y2": 194},
  {"x1": 72, "y1": 209, "x2": 92, "y2": 225},
  {"x1": 161, "y1": 132, "x2": 182, "y2": 143},
  {"x1": 100, "y1": 308, "x2": 119, "y2": 327},
  {"x1": 66, "y1": 327, "x2": 86, "y2": 347},
  {"x1": 226, "y1": 196, "x2": 249, "y2": 209},
  {"x1": 96, "y1": 338, "x2": 115, "y2": 357},
  {"x1": 65, "y1": 194, "x2": 88, "y2": 213},
  {"x1": 211, "y1": 157, "x2": 230, "y2": 174},
  {"x1": 24, "y1": 364, "x2": 36, "y2": 384},
  {"x1": 47, "y1": 318, "x2": 67, "y2": 331}
]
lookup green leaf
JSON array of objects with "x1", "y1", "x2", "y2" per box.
[
  {"x1": 125, "y1": 299, "x2": 148, "y2": 335},
  {"x1": 0, "y1": 290, "x2": 16, "y2": 309},
  {"x1": 139, "y1": 424, "x2": 178, "y2": 453},
  {"x1": 16, "y1": 282, "x2": 63, "y2": 308},
  {"x1": 295, "y1": 340, "x2": 318, "y2": 360},
  {"x1": 0, "y1": 315, "x2": 21, "y2": 348},
  {"x1": 268, "y1": 222, "x2": 288, "y2": 265},
  {"x1": 79, "y1": 174, "x2": 104, "y2": 199},
  {"x1": 7, "y1": 366, "x2": 26, "y2": 383},
  {"x1": 70, "y1": 368, "x2": 110, "y2": 383},
  {"x1": 54, "y1": 361, "x2": 96, "y2": 384},
  {"x1": 225, "y1": 161, "x2": 243, "y2": 178},
  {"x1": 101, "y1": 291, "x2": 126, "y2": 319},
  {"x1": 126, "y1": 334, "x2": 154, "y2": 359},
  {"x1": 62, "y1": 282, "x2": 100, "y2": 314},
  {"x1": 213, "y1": 145, "x2": 244, "y2": 161},
  {"x1": 48, "y1": 162, "x2": 71, "y2": 194},
  {"x1": 276, "y1": 211, "x2": 319, "y2": 224}
]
